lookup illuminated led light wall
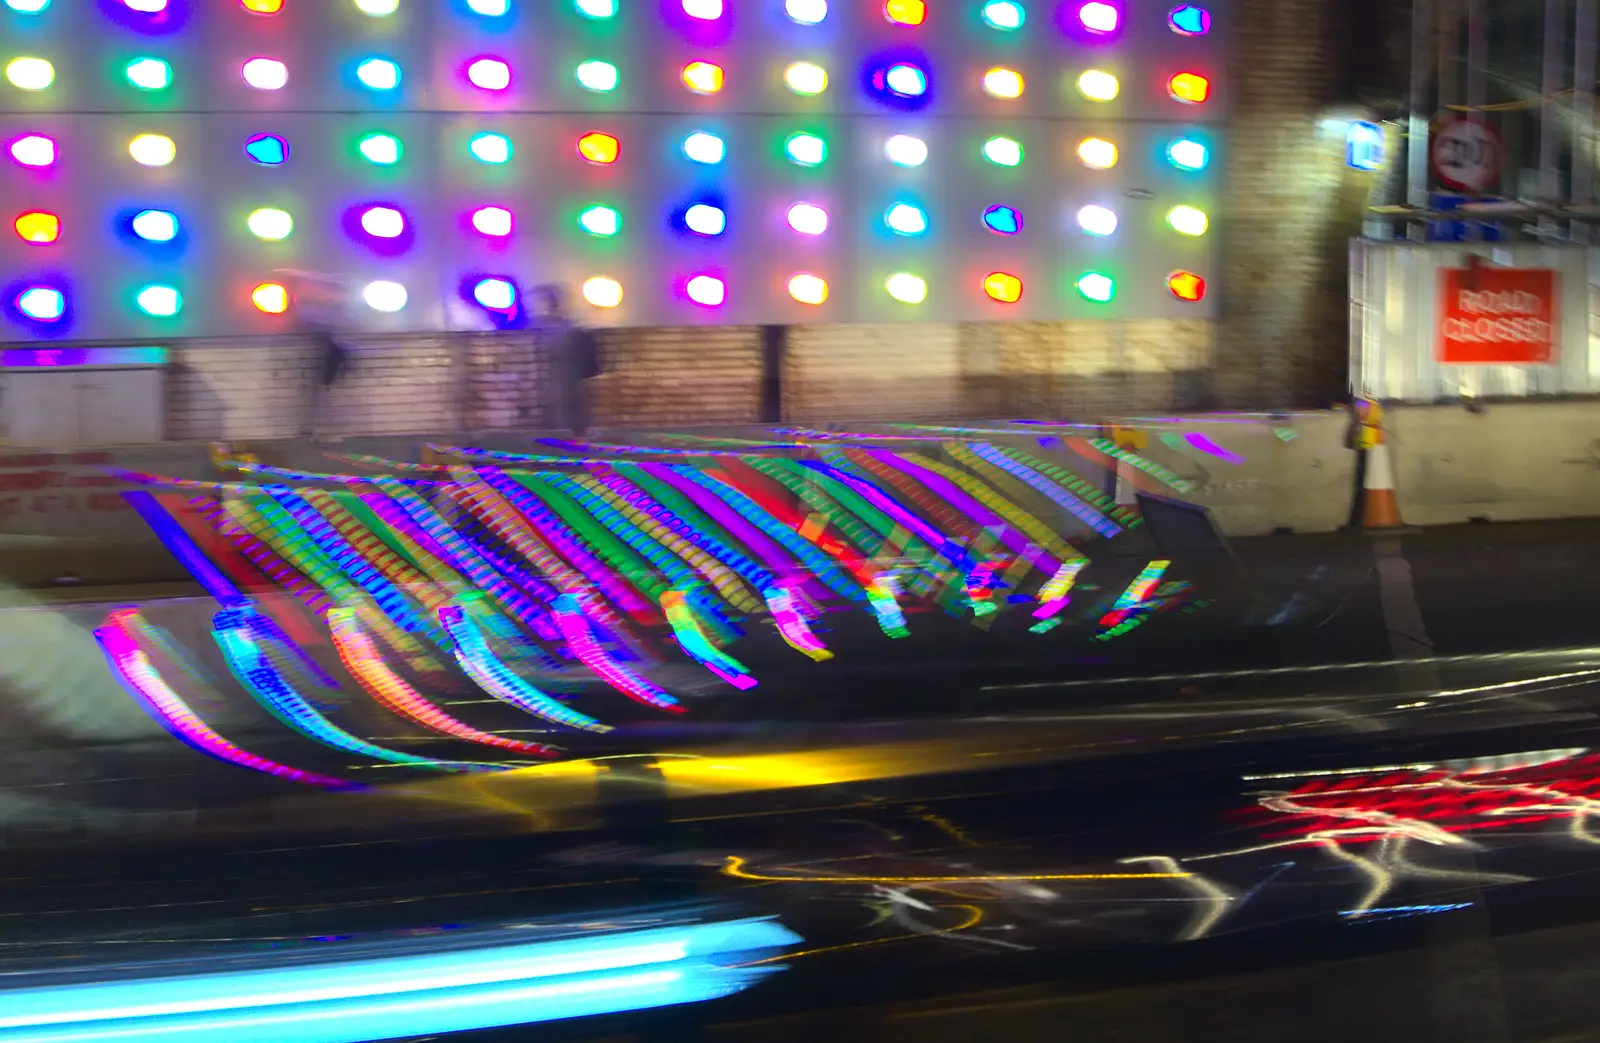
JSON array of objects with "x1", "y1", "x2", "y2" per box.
[{"x1": 0, "y1": 0, "x2": 1223, "y2": 339}]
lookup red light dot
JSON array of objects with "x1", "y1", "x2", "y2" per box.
[
  {"x1": 577, "y1": 132, "x2": 620, "y2": 164},
  {"x1": 984, "y1": 271, "x2": 1023, "y2": 303},
  {"x1": 1168, "y1": 271, "x2": 1206, "y2": 301},
  {"x1": 1169, "y1": 72, "x2": 1211, "y2": 103}
]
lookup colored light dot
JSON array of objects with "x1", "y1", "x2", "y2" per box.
[
  {"x1": 785, "y1": 62, "x2": 828, "y2": 95},
  {"x1": 241, "y1": 0, "x2": 285, "y2": 12},
  {"x1": 1169, "y1": 72, "x2": 1210, "y2": 103},
  {"x1": 1167, "y1": 204, "x2": 1208, "y2": 235},
  {"x1": 885, "y1": 203, "x2": 927, "y2": 236},
  {"x1": 1077, "y1": 137, "x2": 1118, "y2": 169},
  {"x1": 583, "y1": 276, "x2": 623, "y2": 308},
  {"x1": 467, "y1": 0, "x2": 510, "y2": 13},
  {"x1": 125, "y1": 0, "x2": 167, "y2": 10},
  {"x1": 685, "y1": 275, "x2": 726, "y2": 307},
  {"x1": 579, "y1": 205, "x2": 620, "y2": 236},
  {"x1": 1168, "y1": 270, "x2": 1206, "y2": 301},
  {"x1": 357, "y1": 59, "x2": 401, "y2": 90},
  {"x1": 684, "y1": 203, "x2": 726, "y2": 236},
  {"x1": 6, "y1": 58, "x2": 54, "y2": 91},
  {"x1": 131, "y1": 209, "x2": 178, "y2": 242},
  {"x1": 885, "y1": 272, "x2": 927, "y2": 304},
  {"x1": 252, "y1": 283, "x2": 289, "y2": 313},
  {"x1": 363, "y1": 280, "x2": 408, "y2": 312},
  {"x1": 10, "y1": 135, "x2": 56, "y2": 168},
  {"x1": 5, "y1": 0, "x2": 51, "y2": 10},
  {"x1": 683, "y1": 132, "x2": 726, "y2": 164},
  {"x1": 470, "y1": 132, "x2": 511, "y2": 164},
  {"x1": 355, "y1": 0, "x2": 399, "y2": 14},
  {"x1": 788, "y1": 273, "x2": 828, "y2": 304},
  {"x1": 471, "y1": 205, "x2": 513, "y2": 237},
  {"x1": 576, "y1": 60, "x2": 618, "y2": 92},
  {"x1": 1079, "y1": 1, "x2": 1119, "y2": 32},
  {"x1": 474, "y1": 278, "x2": 516, "y2": 310},
  {"x1": 982, "y1": 136, "x2": 1023, "y2": 166},
  {"x1": 14, "y1": 211, "x2": 58, "y2": 244},
  {"x1": 982, "y1": 204, "x2": 1021, "y2": 235},
  {"x1": 786, "y1": 0, "x2": 826, "y2": 23},
  {"x1": 361, "y1": 206, "x2": 405, "y2": 238},
  {"x1": 785, "y1": 133, "x2": 827, "y2": 166},
  {"x1": 885, "y1": 0, "x2": 925, "y2": 24},
  {"x1": 884, "y1": 134, "x2": 928, "y2": 167},
  {"x1": 468, "y1": 58, "x2": 511, "y2": 91},
  {"x1": 682, "y1": 62, "x2": 724, "y2": 95},
  {"x1": 787, "y1": 203, "x2": 828, "y2": 235},
  {"x1": 885, "y1": 63, "x2": 927, "y2": 96},
  {"x1": 1169, "y1": 4, "x2": 1210, "y2": 34},
  {"x1": 359, "y1": 133, "x2": 401, "y2": 165},
  {"x1": 136, "y1": 284, "x2": 181, "y2": 317},
  {"x1": 245, "y1": 134, "x2": 288, "y2": 165},
  {"x1": 248, "y1": 207, "x2": 293, "y2": 240},
  {"x1": 1077, "y1": 204, "x2": 1118, "y2": 236},
  {"x1": 576, "y1": 0, "x2": 616, "y2": 16},
  {"x1": 129, "y1": 134, "x2": 176, "y2": 167},
  {"x1": 1078, "y1": 69, "x2": 1118, "y2": 101},
  {"x1": 683, "y1": 0, "x2": 722, "y2": 17},
  {"x1": 16, "y1": 287, "x2": 64, "y2": 321},
  {"x1": 242, "y1": 58, "x2": 288, "y2": 91},
  {"x1": 1166, "y1": 137, "x2": 1209, "y2": 170},
  {"x1": 1076, "y1": 272, "x2": 1115, "y2": 302},
  {"x1": 577, "y1": 131, "x2": 620, "y2": 164},
  {"x1": 981, "y1": 0, "x2": 1024, "y2": 29},
  {"x1": 125, "y1": 58, "x2": 172, "y2": 91},
  {"x1": 984, "y1": 272, "x2": 1022, "y2": 303},
  {"x1": 983, "y1": 67, "x2": 1023, "y2": 99}
]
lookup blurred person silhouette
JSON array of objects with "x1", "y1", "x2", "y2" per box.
[
  {"x1": 276, "y1": 270, "x2": 350, "y2": 442},
  {"x1": 532, "y1": 283, "x2": 600, "y2": 437}
]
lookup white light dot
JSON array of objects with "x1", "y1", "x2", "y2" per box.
[
  {"x1": 248, "y1": 208, "x2": 294, "y2": 241},
  {"x1": 129, "y1": 134, "x2": 176, "y2": 167},
  {"x1": 583, "y1": 276, "x2": 623, "y2": 308},
  {"x1": 785, "y1": 0, "x2": 827, "y2": 23},
  {"x1": 787, "y1": 203, "x2": 828, "y2": 236},
  {"x1": 685, "y1": 204, "x2": 726, "y2": 236},
  {"x1": 885, "y1": 273, "x2": 928, "y2": 304},
  {"x1": 16, "y1": 287, "x2": 64, "y2": 321},
  {"x1": 361, "y1": 206, "x2": 405, "y2": 238},
  {"x1": 363, "y1": 280, "x2": 408, "y2": 312},
  {"x1": 354, "y1": 0, "x2": 399, "y2": 14},
  {"x1": 683, "y1": 0, "x2": 722, "y2": 17},
  {"x1": 576, "y1": 0, "x2": 616, "y2": 16},
  {"x1": 788, "y1": 273, "x2": 829, "y2": 304},
  {"x1": 785, "y1": 62, "x2": 828, "y2": 95},
  {"x1": 125, "y1": 58, "x2": 171, "y2": 91},
  {"x1": 885, "y1": 203, "x2": 927, "y2": 236},
  {"x1": 1077, "y1": 204, "x2": 1118, "y2": 236},
  {"x1": 884, "y1": 134, "x2": 928, "y2": 167},
  {"x1": 5, "y1": 58, "x2": 54, "y2": 91},
  {"x1": 683, "y1": 132, "x2": 726, "y2": 164},
  {"x1": 474, "y1": 278, "x2": 516, "y2": 310},
  {"x1": 359, "y1": 133, "x2": 401, "y2": 165},
  {"x1": 467, "y1": 0, "x2": 510, "y2": 13},
  {"x1": 241, "y1": 58, "x2": 288, "y2": 91}
]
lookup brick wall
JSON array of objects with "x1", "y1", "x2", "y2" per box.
[{"x1": 591, "y1": 326, "x2": 764, "y2": 427}]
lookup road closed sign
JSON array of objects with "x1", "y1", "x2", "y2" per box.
[{"x1": 1438, "y1": 265, "x2": 1558, "y2": 364}]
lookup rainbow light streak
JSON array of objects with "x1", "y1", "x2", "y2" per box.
[
  {"x1": 965, "y1": 443, "x2": 1121, "y2": 538},
  {"x1": 504, "y1": 473, "x2": 669, "y2": 614},
  {"x1": 591, "y1": 470, "x2": 777, "y2": 597},
  {"x1": 660, "y1": 590, "x2": 757, "y2": 690},
  {"x1": 0, "y1": 918, "x2": 800, "y2": 1043},
  {"x1": 1034, "y1": 559, "x2": 1088, "y2": 615},
  {"x1": 327, "y1": 606, "x2": 555, "y2": 757},
  {"x1": 550, "y1": 594, "x2": 684, "y2": 713},
  {"x1": 642, "y1": 464, "x2": 811, "y2": 588},
  {"x1": 370, "y1": 477, "x2": 555, "y2": 637},
  {"x1": 568, "y1": 472, "x2": 756, "y2": 609},
  {"x1": 1100, "y1": 559, "x2": 1171, "y2": 627},
  {"x1": 803, "y1": 457, "x2": 962, "y2": 570},
  {"x1": 773, "y1": 460, "x2": 928, "y2": 567},
  {"x1": 94, "y1": 612, "x2": 359, "y2": 791},
  {"x1": 1184, "y1": 431, "x2": 1246, "y2": 464},
  {"x1": 743, "y1": 458, "x2": 883, "y2": 562},
  {"x1": 440, "y1": 602, "x2": 611, "y2": 732},
  {"x1": 122, "y1": 490, "x2": 248, "y2": 607},
  {"x1": 608, "y1": 463, "x2": 770, "y2": 587},
  {"x1": 991, "y1": 445, "x2": 1137, "y2": 526},
  {"x1": 680, "y1": 466, "x2": 863, "y2": 602},
  {"x1": 1082, "y1": 437, "x2": 1196, "y2": 493},
  {"x1": 475, "y1": 468, "x2": 657, "y2": 620},
  {"x1": 213, "y1": 608, "x2": 482, "y2": 771},
  {"x1": 765, "y1": 583, "x2": 834, "y2": 661},
  {"x1": 866, "y1": 574, "x2": 910, "y2": 638},
  {"x1": 191, "y1": 496, "x2": 335, "y2": 618}
]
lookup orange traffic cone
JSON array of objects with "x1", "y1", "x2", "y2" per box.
[{"x1": 1355, "y1": 400, "x2": 1415, "y2": 533}]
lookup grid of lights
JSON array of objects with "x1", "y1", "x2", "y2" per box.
[{"x1": 1, "y1": 0, "x2": 1219, "y2": 332}]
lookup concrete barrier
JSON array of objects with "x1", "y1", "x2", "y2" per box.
[{"x1": 1386, "y1": 400, "x2": 1600, "y2": 526}]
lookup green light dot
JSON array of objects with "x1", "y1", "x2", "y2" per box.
[
  {"x1": 579, "y1": 205, "x2": 621, "y2": 237},
  {"x1": 125, "y1": 57, "x2": 172, "y2": 91},
  {"x1": 358, "y1": 132, "x2": 402, "y2": 165},
  {"x1": 785, "y1": 132, "x2": 827, "y2": 167},
  {"x1": 469, "y1": 132, "x2": 512, "y2": 164},
  {"x1": 1077, "y1": 272, "x2": 1116, "y2": 303}
]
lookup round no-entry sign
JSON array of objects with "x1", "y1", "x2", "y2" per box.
[{"x1": 1431, "y1": 117, "x2": 1502, "y2": 193}]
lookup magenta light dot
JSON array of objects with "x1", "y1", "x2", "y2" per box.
[
  {"x1": 685, "y1": 274, "x2": 726, "y2": 307},
  {"x1": 1079, "y1": 1, "x2": 1120, "y2": 32},
  {"x1": 467, "y1": 58, "x2": 511, "y2": 91}
]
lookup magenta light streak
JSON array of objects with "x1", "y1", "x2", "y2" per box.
[
  {"x1": 95, "y1": 612, "x2": 359, "y2": 790},
  {"x1": 1184, "y1": 431, "x2": 1246, "y2": 464},
  {"x1": 551, "y1": 595, "x2": 683, "y2": 713}
]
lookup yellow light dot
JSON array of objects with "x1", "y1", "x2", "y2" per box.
[
  {"x1": 983, "y1": 272, "x2": 1023, "y2": 303},
  {"x1": 682, "y1": 61, "x2": 724, "y2": 95},
  {"x1": 788, "y1": 273, "x2": 829, "y2": 305},
  {"x1": 252, "y1": 283, "x2": 290, "y2": 314},
  {"x1": 982, "y1": 67, "x2": 1024, "y2": 98},
  {"x1": 577, "y1": 132, "x2": 620, "y2": 164},
  {"x1": 1076, "y1": 137, "x2": 1118, "y2": 169},
  {"x1": 129, "y1": 133, "x2": 177, "y2": 166},
  {"x1": 583, "y1": 276, "x2": 623, "y2": 308},
  {"x1": 13, "y1": 211, "x2": 59, "y2": 244},
  {"x1": 1077, "y1": 69, "x2": 1119, "y2": 101}
]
